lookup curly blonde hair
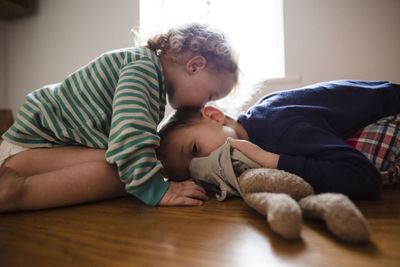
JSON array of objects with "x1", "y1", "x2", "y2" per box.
[{"x1": 146, "y1": 23, "x2": 238, "y2": 80}]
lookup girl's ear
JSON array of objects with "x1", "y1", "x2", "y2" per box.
[
  {"x1": 201, "y1": 106, "x2": 226, "y2": 125},
  {"x1": 186, "y1": 56, "x2": 207, "y2": 75}
]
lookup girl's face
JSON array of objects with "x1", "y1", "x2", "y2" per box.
[
  {"x1": 168, "y1": 70, "x2": 235, "y2": 109},
  {"x1": 163, "y1": 56, "x2": 236, "y2": 109}
]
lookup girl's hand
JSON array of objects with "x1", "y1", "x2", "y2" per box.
[
  {"x1": 229, "y1": 138, "x2": 280, "y2": 169},
  {"x1": 158, "y1": 180, "x2": 208, "y2": 206}
]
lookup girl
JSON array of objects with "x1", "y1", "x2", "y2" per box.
[{"x1": 0, "y1": 23, "x2": 239, "y2": 212}]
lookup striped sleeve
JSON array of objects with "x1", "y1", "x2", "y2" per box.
[{"x1": 105, "y1": 59, "x2": 169, "y2": 206}]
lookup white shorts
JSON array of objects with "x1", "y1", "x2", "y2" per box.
[{"x1": 0, "y1": 140, "x2": 29, "y2": 166}]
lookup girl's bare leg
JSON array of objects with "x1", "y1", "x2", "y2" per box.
[
  {"x1": 3, "y1": 146, "x2": 110, "y2": 176},
  {"x1": 0, "y1": 147, "x2": 126, "y2": 212}
]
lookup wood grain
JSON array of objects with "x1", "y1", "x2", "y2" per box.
[{"x1": 1, "y1": 185, "x2": 399, "y2": 267}]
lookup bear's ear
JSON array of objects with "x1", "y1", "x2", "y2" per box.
[{"x1": 201, "y1": 106, "x2": 226, "y2": 125}]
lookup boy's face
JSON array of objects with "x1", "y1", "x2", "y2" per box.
[{"x1": 160, "y1": 118, "x2": 239, "y2": 181}]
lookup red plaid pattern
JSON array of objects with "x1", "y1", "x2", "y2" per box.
[{"x1": 347, "y1": 114, "x2": 400, "y2": 185}]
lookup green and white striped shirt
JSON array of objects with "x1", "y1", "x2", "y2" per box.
[{"x1": 3, "y1": 47, "x2": 169, "y2": 205}]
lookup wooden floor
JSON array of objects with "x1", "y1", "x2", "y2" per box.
[{"x1": 1, "y1": 185, "x2": 399, "y2": 267}]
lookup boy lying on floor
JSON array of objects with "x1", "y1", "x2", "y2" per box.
[{"x1": 156, "y1": 80, "x2": 400, "y2": 200}]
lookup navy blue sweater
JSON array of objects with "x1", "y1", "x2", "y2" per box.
[{"x1": 237, "y1": 80, "x2": 400, "y2": 200}]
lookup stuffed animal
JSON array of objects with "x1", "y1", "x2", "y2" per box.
[
  {"x1": 189, "y1": 140, "x2": 370, "y2": 243},
  {"x1": 238, "y1": 168, "x2": 370, "y2": 242}
]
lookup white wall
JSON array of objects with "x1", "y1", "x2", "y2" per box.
[
  {"x1": 0, "y1": 21, "x2": 5, "y2": 108},
  {"x1": 286, "y1": 0, "x2": 400, "y2": 82},
  {"x1": 3, "y1": 0, "x2": 400, "y2": 115},
  {"x1": 5, "y1": 0, "x2": 139, "y2": 115},
  {"x1": 242, "y1": 0, "x2": 400, "y2": 110}
]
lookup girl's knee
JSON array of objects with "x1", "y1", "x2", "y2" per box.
[{"x1": 0, "y1": 167, "x2": 26, "y2": 212}]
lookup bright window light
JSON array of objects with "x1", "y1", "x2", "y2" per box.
[{"x1": 140, "y1": 0, "x2": 284, "y2": 113}]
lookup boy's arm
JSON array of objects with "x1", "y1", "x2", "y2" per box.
[
  {"x1": 276, "y1": 123, "x2": 382, "y2": 200},
  {"x1": 230, "y1": 134, "x2": 381, "y2": 201},
  {"x1": 229, "y1": 139, "x2": 279, "y2": 169}
]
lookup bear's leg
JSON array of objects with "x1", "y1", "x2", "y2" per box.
[
  {"x1": 299, "y1": 193, "x2": 370, "y2": 243},
  {"x1": 242, "y1": 192, "x2": 302, "y2": 240}
]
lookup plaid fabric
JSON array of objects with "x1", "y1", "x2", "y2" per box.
[{"x1": 347, "y1": 114, "x2": 400, "y2": 185}]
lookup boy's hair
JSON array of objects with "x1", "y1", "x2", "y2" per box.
[
  {"x1": 146, "y1": 23, "x2": 239, "y2": 82},
  {"x1": 157, "y1": 106, "x2": 203, "y2": 165}
]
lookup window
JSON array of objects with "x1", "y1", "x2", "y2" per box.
[{"x1": 140, "y1": 0, "x2": 284, "y2": 113}]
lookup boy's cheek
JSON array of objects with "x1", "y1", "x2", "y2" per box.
[{"x1": 202, "y1": 142, "x2": 223, "y2": 157}]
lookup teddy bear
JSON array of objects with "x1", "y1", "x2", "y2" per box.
[{"x1": 189, "y1": 139, "x2": 370, "y2": 243}]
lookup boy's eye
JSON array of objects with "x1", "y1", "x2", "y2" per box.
[{"x1": 192, "y1": 144, "x2": 198, "y2": 156}]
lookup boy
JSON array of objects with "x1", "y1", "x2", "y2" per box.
[{"x1": 157, "y1": 80, "x2": 400, "y2": 200}]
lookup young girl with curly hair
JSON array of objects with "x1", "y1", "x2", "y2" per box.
[{"x1": 0, "y1": 23, "x2": 239, "y2": 211}]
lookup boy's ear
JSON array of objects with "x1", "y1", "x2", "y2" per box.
[
  {"x1": 201, "y1": 106, "x2": 226, "y2": 125},
  {"x1": 186, "y1": 56, "x2": 207, "y2": 75}
]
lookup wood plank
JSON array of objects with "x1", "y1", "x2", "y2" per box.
[{"x1": 0, "y1": 184, "x2": 399, "y2": 266}]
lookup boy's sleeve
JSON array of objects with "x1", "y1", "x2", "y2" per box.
[
  {"x1": 277, "y1": 122, "x2": 382, "y2": 200},
  {"x1": 105, "y1": 60, "x2": 169, "y2": 206}
]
